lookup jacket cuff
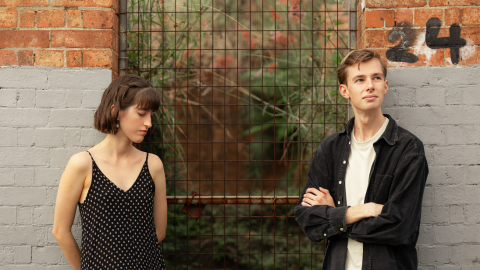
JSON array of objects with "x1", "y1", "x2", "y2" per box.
[{"x1": 327, "y1": 206, "x2": 349, "y2": 236}]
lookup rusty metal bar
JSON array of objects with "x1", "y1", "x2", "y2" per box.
[{"x1": 167, "y1": 196, "x2": 299, "y2": 205}]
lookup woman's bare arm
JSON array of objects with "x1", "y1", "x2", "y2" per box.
[
  {"x1": 52, "y1": 152, "x2": 89, "y2": 270},
  {"x1": 150, "y1": 154, "x2": 168, "y2": 243}
]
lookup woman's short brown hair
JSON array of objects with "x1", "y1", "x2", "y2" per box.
[
  {"x1": 94, "y1": 74, "x2": 161, "y2": 134},
  {"x1": 337, "y1": 49, "x2": 387, "y2": 85}
]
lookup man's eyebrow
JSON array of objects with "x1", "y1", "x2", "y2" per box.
[{"x1": 372, "y1": 73, "x2": 384, "y2": 77}]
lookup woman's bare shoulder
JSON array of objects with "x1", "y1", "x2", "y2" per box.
[
  {"x1": 146, "y1": 152, "x2": 164, "y2": 180},
  {"x1": 66, "y1": 151, "x2": 91, "y2": 173}
]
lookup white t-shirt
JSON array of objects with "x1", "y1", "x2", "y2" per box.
[{"x1": 345, "y1": 118, "x2": 389, "y2": 270}]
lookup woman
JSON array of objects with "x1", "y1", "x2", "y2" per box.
[{"x1": 52, "y1": 74, "x2": 167, "y2": 269}]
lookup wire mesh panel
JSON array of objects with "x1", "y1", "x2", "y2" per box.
[{"x1": 120, "y1": 0, "x2": 355, "y2": 268}]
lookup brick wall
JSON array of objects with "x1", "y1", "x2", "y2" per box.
[
  {"x1": 383, "y1": 66, "x2": 480, "y2": 269},
  {"x1": 0, "y1": 0, "x2": 119, "y2": 77},
  {"x1": 0, "y1": 66, "x2": 110, "y2": 268},
  {"x1": 356, "y1": 0, "x2": 480, "y2": 66}
]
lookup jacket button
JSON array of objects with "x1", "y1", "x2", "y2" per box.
[
  {"x1": 324, "y1": 233, "x2": 327, "y2": 236},
  {"x1": 337, "y1": 201, "x2": 341, "y2": 205},
  {"x1": 339, "y1": 181, "x2": 342, "y2": 184},
  {"x1": 343, "y1": 160, "x2": 346, "y2": 164},
  {"x1": 340, "y1": 228, "x2": 344, "y2": 232},
  {"x1": 349, "y1": 141, "x2": 351, "y2": 145}
]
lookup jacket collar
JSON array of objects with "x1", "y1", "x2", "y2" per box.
[{"x1": 339, "y1": 114, "x2": 398, "y2": 146}]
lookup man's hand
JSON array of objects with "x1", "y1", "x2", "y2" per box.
[{"x1": 301, "y1": 187, "x2": 335, "y2": 208}]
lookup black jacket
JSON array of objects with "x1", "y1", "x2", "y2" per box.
[{"x1": 295, "y1": 114, "x2": 429, "y2": 270}]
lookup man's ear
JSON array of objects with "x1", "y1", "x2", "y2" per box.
[
  {"x1": 339, "y1": 84, "x2": 350, "y2": 99},
  {"x1": 384, "y1": 80, "x2": 389, "y2": 95}
]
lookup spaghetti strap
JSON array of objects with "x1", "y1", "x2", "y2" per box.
[
  {"x1": 146, "y1": 152, "x2": 149, "y2": 162},
  {"x1": 85, "y1": 150, "x2": 94, "y2": 161}
]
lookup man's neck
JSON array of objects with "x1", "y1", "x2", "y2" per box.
[{"x1": 352, "y1": 109, "x2": 386, "y2": 142}]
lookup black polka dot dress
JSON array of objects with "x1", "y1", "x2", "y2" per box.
[{"x1": 78, "y1": 151, "x2": 166, "y2": 269}]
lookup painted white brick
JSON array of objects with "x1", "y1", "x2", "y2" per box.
[
  {"x1": 65, "y1": 128, "x2": 81, "y2": 147},
  {"x1": 418, "y1": 245, "x2": 450, "y2": 265},
  {"x1": 50, "y1": 109, "x2": 94, "y2": 127},
  {"x1": 0, "y1": 66, "x2": 48, "y2": 89},
  {"x1": 16, "y1": 89, "x2": 35, "y2": 108},
  {"x1": 0, "y1": 187, "x2": 46, "y2": 206},
  {"x1": 14, "y1": 167, "x2": 34, "y2": 186},
  {"x1": 416, "y1": 87, "x2": 445, "y2": 106},
  {"x1": 462, "y1": 85, "x2": 480, "y2": 105},
  {"x1": 17, "y1": 128, "x2": 34, "y2": 147},
  {"x1": 47, "y1": 68, "x2": 111, "y2": 91},
  {"x1": 14, "y1": 246, "x2": 31, "y2": 264},
  {"x1": 445, "y1": 88, "x2": 462, "y2": 105},
  {"x1": 65, "y1": 90, "x2": 83, "y2": 108},
  {"x1": 0, "y1": 226, "x2": 46, "y2": 245},
  {"x1": 0, "y1": 167, "x2": 15, "y2": 185},
  {"x1": 46, "y1": 187, "x2": 58, "y2": 206},
  {"x1": 434, "y1": 225, "x2": 465, "y2": 244},
  {"x1": 81, "y1": 128, "x2": 105, "y2": 146},
  {"x1": 444, "y1": 125, "x2": 464, "y2": 145},
  {"x1": 0, "y1": 127, "x2": 16, "y2": 146},
  {"x1": 49, "y1": 147, "x2": 84, "y2": 167},
  {"x1": 82, "y1": 90, "x2": 104, "y2": 108},
  {"x1": 465, "y1": 204, "x2": 480, "y2": 224},
  {"x1": 32, "y1": 246, "x2": 67, "y2": 264},
  {"x1": 0, "y1": 147, "x2": 48, "y2": 166},
  {"x1": 35, "y1": 167, "x2": 63, "y2": 187},
  {"x1": 435, "y1": 185, "x2": 466, "y2": 205},
  {"x1": 0, "y1": 89, "x2": 16, "y2": 107},
  {"x1": 33, "y1": 206, "x2": 55, "y2": 225},
  {"x1": 16, "y1": 207, "x2": 32, "y2": 225},
  {"x1": 34, "y1": 128, "x2": 65, "y2": 147},
  {"x1": 36, "y1": 90, "x2": 66, "y2": 108},
  {"x1": 0, "y1": 206, "x2": 16, "y2": 225},
  {"x1": 0, "y1": 246, "x2": 14, "y2": 264},
  {"x1": 449, "y1": 205, "x2": 465, "y2": 224},
  {"x1": 0, "y1": 108, "x2": 49, "y2": 127}
]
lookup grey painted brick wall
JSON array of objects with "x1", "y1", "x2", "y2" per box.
[
  {"x1": 0, "y1": 66, "x2": 110, "y2": 269},
  {"x1": 1, "y1": 65, "x2": 479, "y2": 269},
  {"x1": 383, "y1": 66, "x2": 480, "y2": 270}
]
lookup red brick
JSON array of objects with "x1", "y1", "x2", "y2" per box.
[
  {"x1": 0, "y1": 50, "x2": 17, "y2": 65},
  {"x1": 18, "y1": 50, "x2": 34, "y2": 65},
  {"x1": 37, "y1": 10, "x2": 65, "y2": 27},
  {"x1": 445, "y1": 8, "x2": 461, "y2": 26},
  {"x1": 364, "y1": 30, "x2": 389, "y2": 48},
  {"x1": 0, "y1": 8, "x2": 17, "y2": 28},
  {"x1": 396, "y1": 9, "x2": 413, "y2": 25},
  {"x1": 462, "y1": 7, "x2": 480, "y2": 26},
  {"x1": 417, "y1": 48, "x2": 444, "y2": 66},
  {"x1": 67, "y1": 10, "x2": 82, "y2": 28},
  {"x1": 54, "y1": 0, "x2": 113, "y2": 7},
  {"x1": 414, "y1": 9, "x2": 443, "y2": 27},
  {"x1": 35, "y1": 50, "x2": 64, "y2": 67},
  {"x1": 0, "y1": 30, "x2": 49, "y2": 48},
  {"x1": 462, "y1": 46, "x2": 480, "y2": 65},
  {"x1": 462, "y1": 27, "x2": 480, "y2": 45},
  {"x1": 83, "y1": 10, "x2": 117, "y2": 33},
  {"x1": 83, "y1": 50, "x2": 114, "y2": 69},
  {"x1": 20, "y1": 10, "x2": 35, "y2": 28},
  {"x1": 430, "y1": 0, "x2": 480, "y2": 6},
  {"x1": 66, "y1": 50, "x2": 81, "y2": 67},
  {"x1": 365, "y1": 10, "x2": 395, "y2": 28},
  {"x1": 51, "y1": 30, "x2": 117, "y2": 51},
  {"x1": 366, "y1": 0, "x2": 426, "y2": 8},
  {"x1": 6, "y1": 0, "x2": 49, "y2": 6}
]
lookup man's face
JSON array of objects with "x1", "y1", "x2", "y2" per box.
[{"x1": 339, "y1": 58, "x2": 388, "y2": 114}]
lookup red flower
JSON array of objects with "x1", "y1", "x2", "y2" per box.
[
  {"x1": 212, "y1": 55, "x2": 234, "y2": 74},
  {"x1": 288, "y1": 1, "x2": 306, "y2": 23},
  {"x1": 270, "y1": 31, "x2": 287, "y2": 46},
  {"x1": 241, "y1": 31, "x2": 258, "y2": 49},
  {"x1": 269, "y1": 6, "x2": 283, "y2": 22}
]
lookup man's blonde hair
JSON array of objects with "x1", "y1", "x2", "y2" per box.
[{"x1": 337, "y1": 49, "x2": 387, "y2": 85}]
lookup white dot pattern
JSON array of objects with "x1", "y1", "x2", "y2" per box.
[{"x1": 78, "y1": 151, "x2": 166, "y2": 269}]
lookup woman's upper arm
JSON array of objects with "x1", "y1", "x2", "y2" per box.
[
  {"x1": 52, "y1": 152, "x2": 89, "y2": 234},
  {"x1": 149, "y1": 154, "x2": 167, "y2": 232}
]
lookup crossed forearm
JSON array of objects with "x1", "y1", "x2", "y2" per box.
[{"x1": 302, "y1": 187, "x2": 383, "y2": 224}]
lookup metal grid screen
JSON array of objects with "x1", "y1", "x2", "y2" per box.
[{"x1": 120, "y1": 0, "x2": 355, "y2": 268}]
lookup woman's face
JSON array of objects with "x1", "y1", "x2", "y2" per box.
[{"x1": 117, "y1": 104, "x2": 154, "y2": 143}]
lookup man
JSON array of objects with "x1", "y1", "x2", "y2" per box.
[{"x1": 295, "y1": 49, "x2": 428, "y2": 270}]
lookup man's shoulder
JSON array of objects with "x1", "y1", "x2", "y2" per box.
[
  {"x1": 316, "y1": 129, "x2": 346, "y2": 154},
  {"x1": 395, "y1": 125, "x2": 426, "y2": 157}
]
